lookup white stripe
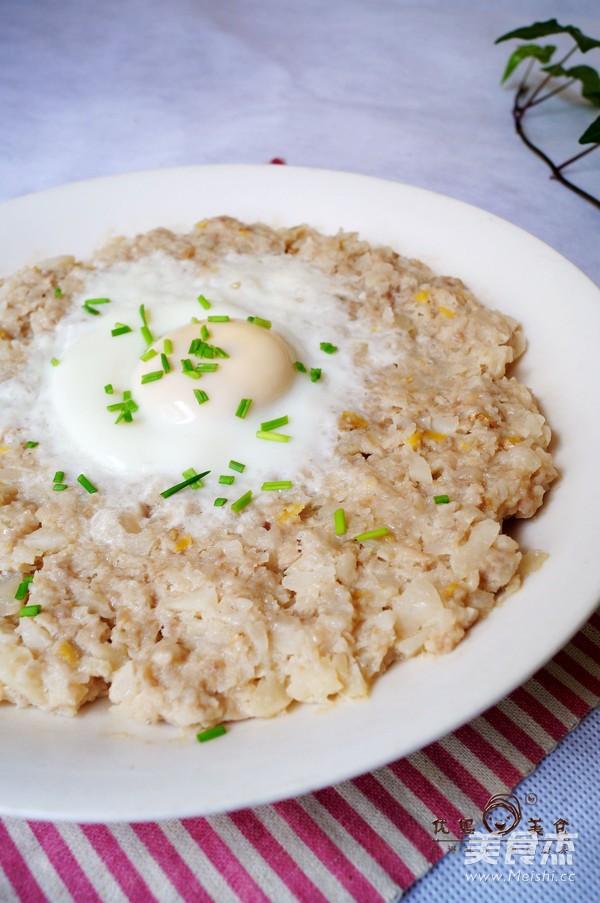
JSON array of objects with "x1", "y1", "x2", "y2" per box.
[
  {"x1": 0, "y1": 865, "x2": 19, "y2": 903},
  {"x1": 440, "y1": 734, "x2": 505, "y2": 796},
  {"x1": 408, "y1": 748, "x2": 482, "y2": 823},
  {"x1": 108, "y1": 824, "x2": 184, "y2": 903},
  {"x1": 253, "y1": 805, "x2": 351, "y2": 902},
  {"x1": 470, "y1": 715, "x2": 533, "y2": 774},
  {"x1": 55, "y1": 824, "x2": 128, "y2": 903},
  {"x1": 297, "y1": 792, "x2": 398, "y2": 902},
  {"x1": 159, "y1": 820, "x2": 240, "y2": 903},
  {"x1": 566, "y1": 636, "x2": 600, "y2": 674},
  {"x1": 208, "y1": 813, "x2": 295, "y2": 903},
  {"x1": 545, "y1": 659, "x2": 599, "y2": 707},
  {"x1": 3, "y1": 819, "x2": 72, "y2": 903},
  {"x1": 497, "y1": 696, "x2": 555, "y2": 750},
  {"x1": 582, "y1": 621, "x2": 600, "y2": 646},
  {"x1": 526, "y1": 676, "x2": 579, "y2": 728}
]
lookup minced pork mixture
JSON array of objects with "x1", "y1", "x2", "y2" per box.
[{"x1": 0, "y1": 217, "x2": 557, "y2": 729}]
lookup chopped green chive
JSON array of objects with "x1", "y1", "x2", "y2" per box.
[
  {"x1": 115, "y1": 410, "x2": 133, "y2": 424},
  {"x1": 219, "y1": 475, "x2": 235, "y2": 485},
  {"x1": 82, "y1": 304, "x2": 100, "y2": 315},
  {"x1": 140, "y1": 348, "x2": 158, "y2": 362},
  {"x1": 214, "y1": 497, "x2": 228, "y2": 507},
  {"x1": 182, "y1": 467, "x2": 204, "y2": 489},
  {"x1": 229, "y1": 460, "x2": 246, "y2": 473},
  {"x1": 77, "y1": 474, "x2": 98, "y2": 494},
  {"x1": 247, "y1": 315, "x2": 271, "y2": 329},
  {"x1": 53, "y1": 471, "x2": 65, "y2": 484},
  {"x1": 160, "y1": 470, "x2": 210, "y2": 499},
  {"x1": 139, "y1": 303, "x2": 149, "y2": 326},
  {"x1": 353, "y1": 528, "x2": 390, "y2": 542},
  {"x1": 104, "y1": 384, "x2": 114, "y2": 395},
  {"x1": 261, "y1": 481, "x2": 293, "y2": 491},
  {"x1": 207, "y1": 315, "x2": 230, "y2": 323},
  {"x1": 188, "y1": 339, "x2": 229, "y2": 359},
  {"x1": 260, "y1": 415, "x2": 288, "y2": 432},
  {"x1": 193, "y1": 389, "x2": 209, "y2": 405},
  {"x1": 160, "y1": 353, "x2": 171, "y2": 374},
  {"x1": 294, "y1": 361, "x2": 307, "y2": 373},
  {"x1": 334, "y1": 508, "x2": 347, "y2": 536},
  {"x1": 200, "y1": 324, "x2": 210, "y2": 341},
  {"x1": 141, "y1": 370, "x2": 164, "y2": 384},
  {"x1": 15, "y1": 575, "x2": 33, "y2": 601},
  {"x1": 53, "y1": 483, "x2": 68, "y2": 492},
  {"x1": 194, "y1": 363, "x2": 219, "y2": 373},
  {"x1": 50, "y1": 357, "x2": 60, "y2": 367},
  {"x1": 310, "y1": 368, "x2": 322, "y2": 383},
  {"x1": 256, "y1": 430, "x2": 291, "y2": 443},
  {"x1": 19, "y1": 604, "x2": 41, "y2": 618},
  {"x1": 141, "y1": 325, "x2": 154, "y2": 346},
  {"x1": 83, "y1": 298, "x2": 110, "y2": 315},
  {"x1": 231, "y1": 490, "x2": 252, "y2": 513},
  {"x1": 320, "y1": 342, "x2": 338, "y2": 354},
  {"x1": 25, "y1": 441, "x2": 39, "y2": 448},
  {"x1": 163, "y1": 338, "x2": 173, "y2": 354},
  {"x1": 54, "y1": 287, "x2": 63, "y2": 297},
  {"x1": 197, "y1": 294, "x2": 212, "y2": 310},
  {"x1": 433, "y1": 494, "x2": 450, "y2": 505},
  {"x1": 181, "y1": 359, "x2": 202, "y2": 379},
  {"x1": 111, "y1": 323, "x2": 132, "y2": 337},
  {"x1": 235, "y1": 398, "x2": 252, "y2": 419},
  {"x1": 196, "y1": 725, "x2": 227, "y2": 742}
]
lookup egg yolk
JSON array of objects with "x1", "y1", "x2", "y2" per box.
[{"x1": 134, "y1": 319, "x2": 294, "y2": 425}]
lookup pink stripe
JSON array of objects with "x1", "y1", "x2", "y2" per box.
[
  {"x1": 274, "y1": 798, "x2": 384, "y2": 903},
  {"x1": 422, "y1": 741, "x2": 491, "y2": 808},
  {"x1": 0, "y1": 822, "x2": 47, "y2": 903},
  {"x1": 454, "y1": 724, "x2": 522, "y2": 786},
  {"x1": 80, "y1": 824, "x2": 159, "y2": 903},
  {"x1": 482, "y1": 705, "x2": 545, "y2": 764},
  {"x1": 229, "y1": 809, "x2": 328, "y2": 902},
  {"x1": 569, "y1": 630, "x2": 600, "y2": 666},
  {"x1": 28, "y1": 822, "x2": 102, "y2": 903},
  {"x1": 182, "y1": 817, "x2": 270, "y2": 902},
  {"x1": 314, "y1": 786, "x2": 416, "y2": 890},
  {"x1": 531, "y1": 667, "x2": 590, "y2": 719},
  {"x1": 352, "y1": 771, "x2": 437, "y2": 866},
  {"x1": 508, "y1": 686, "x2": 565, "y2": 741},
  {"x1": 132, "y1": 823, "x2": 212, "y2": 903},
  {"x1": 390, "y1": 757, "x2": 469, "y2": 833},
  {"x1": 556, "y1": 649, "x2": 600, "y2": 696}
]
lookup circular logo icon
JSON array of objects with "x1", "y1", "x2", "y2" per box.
[{"x1": 483, "y1": 793, "x2": 522, "y2": 835}]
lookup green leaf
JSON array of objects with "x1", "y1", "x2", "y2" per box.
[
  {"x1": 541, "y1": 64, "x2": 600, "y2": 107},
  {"x1": 496, "y1": 19, "x2": 600, "y2": 54},
  {"x1": 500, "y1": 43, "x2": 556, "y2": 83},
  {"x1": 579, "y1": 114, "x2": 600, "y2": 145}
]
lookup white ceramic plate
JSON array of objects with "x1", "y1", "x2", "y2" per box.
[{"x1": 1, "y1": 165, "x2": 599, "y2": 824}]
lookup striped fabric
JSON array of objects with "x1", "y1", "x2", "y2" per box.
[{"x1": 2, "y1": 609, "x2": 599, "y2": 903}]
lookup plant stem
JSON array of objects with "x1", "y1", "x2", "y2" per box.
[{"x1": 528, "y1": 78, "x2": 576, "y2": 108}]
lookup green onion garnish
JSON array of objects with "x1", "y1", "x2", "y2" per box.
[
  {"x1": 231, "y1": 490, "x2": 252, "y2": 513},
  {"x1": 334, "y1": 508, "x2": 347, "y2": 536},
  {"x1": 195, "y1": 363, "x2": 219, "y2": 372},
  {"x1": 197, "y1": 294, "x2": 212, "y2": 310},
  {"x1": 433, "y1": 494, "x2": 450, "y2": 505},
  {"x1": 219, "y1": 475, "x2": 235, "y2": 485},
  {"x1": 53, "y1": 483, "x2": 68, "y2": 491},
  {"x1": 214, "y1": 497, "x2": 228, "y2": 507},
  {"x1": 294, "y1": 361, "x2": 307, "y2": 373},
  {"x1": 163, "y1": 339, "x2": 173, "y2": 354},
  {"x1": 111, "y1": 323, "x2": 132, "y2": 337},
  {"x1": 261, "y1": 481, "x2": 293, "y2": 491},
  {"x1": 310, "y1": 368, "x2": 322, "y2": 383},
  {"x1": 193, "y1": 389, "x2": 209, "y2": 405},
  {"x1": 260, "y1": 415, "x2": 288, "y2": 432},
  {"x1": 24, "y1": 441, "x2": 39, "y2": 448},
  {"x1": 53, "y1": 471, "x2": 65, "y2": 484},
  {"x1": 200, "y1": 324, "x2": 210, "y2": 341},
  {"x1": 160, "y1": 353, "x2": 171, "y2": 374},
  {"x1": 139, "y1": 304, "x2": 149, "y2": 326},
  {"x1": 353, "y1": 528, "x2": 390, "y2": 542},
  {"x1": 141, "y1": 325, "x2": 154, "y2": 346},
  {"x1": 188, "y1": 339, "x2": 229, "y2": 359},
  {"x1": 247, "y1": 315, "x2": 271, "y2": 329},
  {"x1": 54, "y1": 287, "x2": 63, "y2": 297},
  {"x1": 207, "y1": 315, "x2": 230, "y2": 323},
  {"x1": 320, "y1": 342, "x2": 338, "y2": 354},
  {"x1": 115, "y1": 410, "x2": 133, "y2": 424},
  {"x1": 141, "y1": 370, "x2": 164, "y2": 384},
  {"x1": 19, "y1": 604, "x2": 41, "y2": 618},
  {"x1": 50, "y1": 357, "x2": 60, "y2": 367},
  {"x1": 256, "y1": 430, "x2": 291, "y2": 443},
  {"x1": 140, "y1": 348, "x2": 158, "y2": 362},
  {"x1": 196, "y1": 725, "x2": 227, "y2": 742},
  {"x1": 182, "y1": 467, "x2": 204, "y2": 489},
  {"x1": 77, "y1": 474, "x2": 98, "y2": 494},
  {"x1": 104, "y1": 384, "x2": 114, "y2": 395},
  {"x1": 15, "y1": 575, "x2": 33, "y2": 601},
  {"x1": 229, "y1": 460, "x2": 246, "y2": 473},
  {"x1": 160, "y1": 470, "x2": 210, "y2": 499},
  {"x1": 235, "y1": 398, "x2": 252, "y2": 419},
  {"x1": 83, "y1": 298, "x2": 110, "y2": 315}
]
